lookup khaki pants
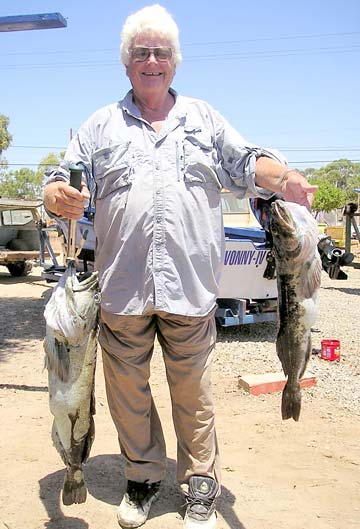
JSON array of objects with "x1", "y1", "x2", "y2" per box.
[{"x1": 98, "y1": 307, "x2": 220, "y2": 487}]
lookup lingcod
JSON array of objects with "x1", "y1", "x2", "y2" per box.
[{"x1": 270, "y1": 200, "x2": 322, "y2": 421}]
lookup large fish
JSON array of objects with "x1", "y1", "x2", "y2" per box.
[
  {"x1": 43, "y1": 261, "x2": 100, "y2": 504},
  {"x1": 270, "y1": 200, "x2": 322, "y2": 421}
]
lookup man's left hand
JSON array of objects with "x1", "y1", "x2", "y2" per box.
[{"x1": 280, "y1": 170, "x2": 318, "y2": 209}]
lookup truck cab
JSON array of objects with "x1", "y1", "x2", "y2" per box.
[{"x1": 0, "y1": 198, "x2": 42, "y2": 276}]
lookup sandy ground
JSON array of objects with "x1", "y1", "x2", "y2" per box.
[{"x1": 0, "y1": 264, "x2": 359, "y2": 529}]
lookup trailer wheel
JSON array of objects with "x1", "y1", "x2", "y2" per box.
[{"x1": 7, "y1": 261, "x2": 33, "y2": 277}]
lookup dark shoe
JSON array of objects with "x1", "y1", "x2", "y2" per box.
[
  {"x1": 117, "y1": 480, "x2": 161, "y2": 528},
  {"x1": 184, "y1": 476, "x2": 219, "y2": 529}
]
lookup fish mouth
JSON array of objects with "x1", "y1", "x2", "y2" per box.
[
  {"x1": 271, "y1": 201, "x2": 295, "y2": 233},
  {"x1": 67, "y1": 262, "x2": 99, "y2": 293},
  {"x1": 72, "y1": 271, "x2": 99, "y2": 293}
]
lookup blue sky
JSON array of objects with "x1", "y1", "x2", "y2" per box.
[{"x1": 1, "y1": 0, "x2": 359, "y2": 172}]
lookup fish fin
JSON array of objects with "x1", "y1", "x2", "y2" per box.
[
  {"x1": 51, "y1": 422, "x2": 69, "y2": 466},
  {"x1": 44, "y1": 334, "x2": 70, "y2": 382},
  {"x1": 301, "y1": 255, "x2": 322, "y2": 299},
  {"x1": 82, "y1": 415, "x2": 95, "y2": 463},
  {"x1": 90, "y1": 375, "x2": 96, "y2": 416},
  {"x1": 276, "y1": 330, "x2": 291, "y2": 377},
  {"x1": 282, "y1": 381, "x2": 301, "y2": 421},
  {"x1": 298, "y1": 336, "x2": 312, "y2": 380},
  {"x1": 80, "y1": 379, "x2": 96, "y2": 463},
  {"x1": 62, "y1": 467, "x2": 87, "y2": 505}
]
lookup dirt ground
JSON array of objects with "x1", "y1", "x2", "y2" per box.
[{"x1": 0, "y1": 264, "x2": 359, "y2": 529}]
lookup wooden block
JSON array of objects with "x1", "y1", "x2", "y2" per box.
[{"x1": 238, "y1": 372, "x2": 317, "y2": 396}]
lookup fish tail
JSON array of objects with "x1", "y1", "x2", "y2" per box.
[
  {"x1": 62, "y1": 466, "x2": 87, "y2": 505},
  {"x1": 281, "y1": 381, "x2": 301, "y2": 421}
]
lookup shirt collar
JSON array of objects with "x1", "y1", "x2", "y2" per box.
[{"x1": 120, "y1": 87, "x2": 186, "y2": 121}]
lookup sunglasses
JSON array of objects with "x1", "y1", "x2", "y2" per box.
[{"x1": 131, "y1": 46, "x2": 173, "y2": 62}]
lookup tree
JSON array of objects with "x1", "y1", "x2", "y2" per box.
[
  {"x1": 0, "y1": 167, "x2": 40, "y2": 198},
  {"x1": 36, "y1": 151, "x2": 64, "y2": 182},
  {"x1": 302, "y1": 167, "x2": 317, "y2": 180},
  {"x1": 0, "y1": 114, "x2": 12, "y2": 154},
  {"x1": 309, "y1": 178, "x2": 345, "y2": 213},
  {"x1": 309, "y1": 159, "x2": 360, "y2": 203},
  {"x1": 0, "y1": 151, "x2": 63, "y2": 199},
  {"x1": 0, "y1": 114, "x2": 12, "y2": 177}
]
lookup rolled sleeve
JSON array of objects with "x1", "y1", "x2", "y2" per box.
[{"x1": 214, "y1": 111, "x2": 287, "y2": 199}]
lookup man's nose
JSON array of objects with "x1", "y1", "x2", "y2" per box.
[{"x1": 147, "y1": 51, "x2": 158, "y2": 62}]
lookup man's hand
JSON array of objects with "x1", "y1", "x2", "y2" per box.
[
  {"x1": 255, "y1": 158, "x2": 318, "y2": 210},
  {"x1": 43, "y1": 180, "x2": 90, "y2": 220},
  {"x1": 280, "y1": 170, "x2": 318, "y2": 209}
]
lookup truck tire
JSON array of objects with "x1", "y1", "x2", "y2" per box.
[
  {"x1": 6, "y1": 238, "x2": 29, "y2": 251},
  {"x1": 5, "y1": 239, "x2": 33, "y2": 276},
  {"x1": 7, "y1": 261, "x2": 33, "y2": 277}
]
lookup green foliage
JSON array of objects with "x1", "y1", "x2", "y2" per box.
[
  {"x1": 309, "y1": 178, "x2": 345, "y2": 212},
  {"x1": 36, "y1": 152, "x2": 62, "y2": 181},
  {"x1": 302, "y1": 167, "x2": 317, "y2": 179},
  {"x1": 0, "y1": 167, "x2": 41, "y2": 198},
  {"x1": 0, "y1": 114, "x2": 12, "y2": 154},
  {"x1": 303, "y1": 159, "x2": 360, "y2": 210},
  {"x1": 315, "y1": 158, "x2": 359, "y2": 181},
  {"x1": 0, "y1": 151, "x2": 62, "y2": 199}
]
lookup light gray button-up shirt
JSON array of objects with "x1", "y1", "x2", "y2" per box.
[{"x1": 45, "y1": 89, "x2": 286, "y2": 316}]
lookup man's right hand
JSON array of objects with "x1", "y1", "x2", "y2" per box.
[{"x1": 43, "y1": 181, "x2": 90, "y2": 220}]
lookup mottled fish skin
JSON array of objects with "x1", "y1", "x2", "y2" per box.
[
  {"x1": 270, "y1": 200, "x2": 322, "y2": 421},
  {"x1": 44, "y1": 262, "x2": 100, "y2": 505}
]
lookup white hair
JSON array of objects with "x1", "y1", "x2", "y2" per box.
[{"x1": 120, "y1": 4, "x2": 182, "y2": 66}]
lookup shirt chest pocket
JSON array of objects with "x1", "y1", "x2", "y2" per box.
[
  {"x1": 183, "y1": 127, "x2": 221, "y2": 190},
  {"x1": 92, "y1": 143, "x2": 132, "y2": 200}
]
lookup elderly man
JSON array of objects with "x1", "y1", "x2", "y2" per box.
[{"x1": 43, "y1": 4, "x2": 317, "y2": 529}]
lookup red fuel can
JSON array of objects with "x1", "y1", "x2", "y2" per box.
[{"x1": 320, "y1": 339, "x2": 341, "y2": 361}]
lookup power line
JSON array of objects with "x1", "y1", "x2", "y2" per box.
[
  {"x1": 10, "y1": 145, "x2": 65, "y2": 149},
  {"x1": 289, "y1": 160, "x2": 360, "y2": 164},
  {"x1": 282, "y1": 148, "x2": 360, "y2": 152},
  {"x1": 4, "y1": 163, "x2": 60, "y2": 166},
  {"x1": 4, "y1": 159, "x2": 360, "y2": 167},
  {"x1": 1, "y1": 31, "x2": 359, "y2": 57},
  {"x1": 1, "y1": 44, "x2": 360, "y2": 70},
  {"x1": 186, "y1": 44, "x2": 360, "y2": 60},
  {"x1": 184, "y1": 31, "x2": 360, "y2": 46},
  {"x1": 8, "y1": 144, "x2": 360, "y2": 152}
]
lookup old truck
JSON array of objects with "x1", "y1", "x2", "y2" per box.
[{"x1": 0, "y1": 198, "x2": 43, "y2": 276}]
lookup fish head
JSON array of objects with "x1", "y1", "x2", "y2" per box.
[
  {"x1": 270, "y1": 200, "x2": 319, "y2": 262},
  {"x1": 65, "y1": 263, "x2": 101, "y2": 338},
  {"x1": 44, "y1": 261, "x2": 101, "y2": 346}
]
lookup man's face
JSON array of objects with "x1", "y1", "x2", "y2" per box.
[{"x1": 126, "y1": 33, "x2": 176, "y2": 99}]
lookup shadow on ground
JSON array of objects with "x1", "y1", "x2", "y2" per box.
[
  {"x1": 0, "y1": 269, "x2": 45, "y2": 283},
  {"x1": 322, "y1": 285, "x2": 360, "y2": 296},
  {"x1": 217, "y1": 320, "x2": 277, "y2": 344},
  {"x1": 0, "y1": 296, "x2": 47, "y2": 360},
  {"x1": 39, "y1": 454, "x2": 247, "y2": 529}
]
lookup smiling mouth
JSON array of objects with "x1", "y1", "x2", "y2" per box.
[{"x1": 142, "y1": 72, "x2": 162, "y2": 76}]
